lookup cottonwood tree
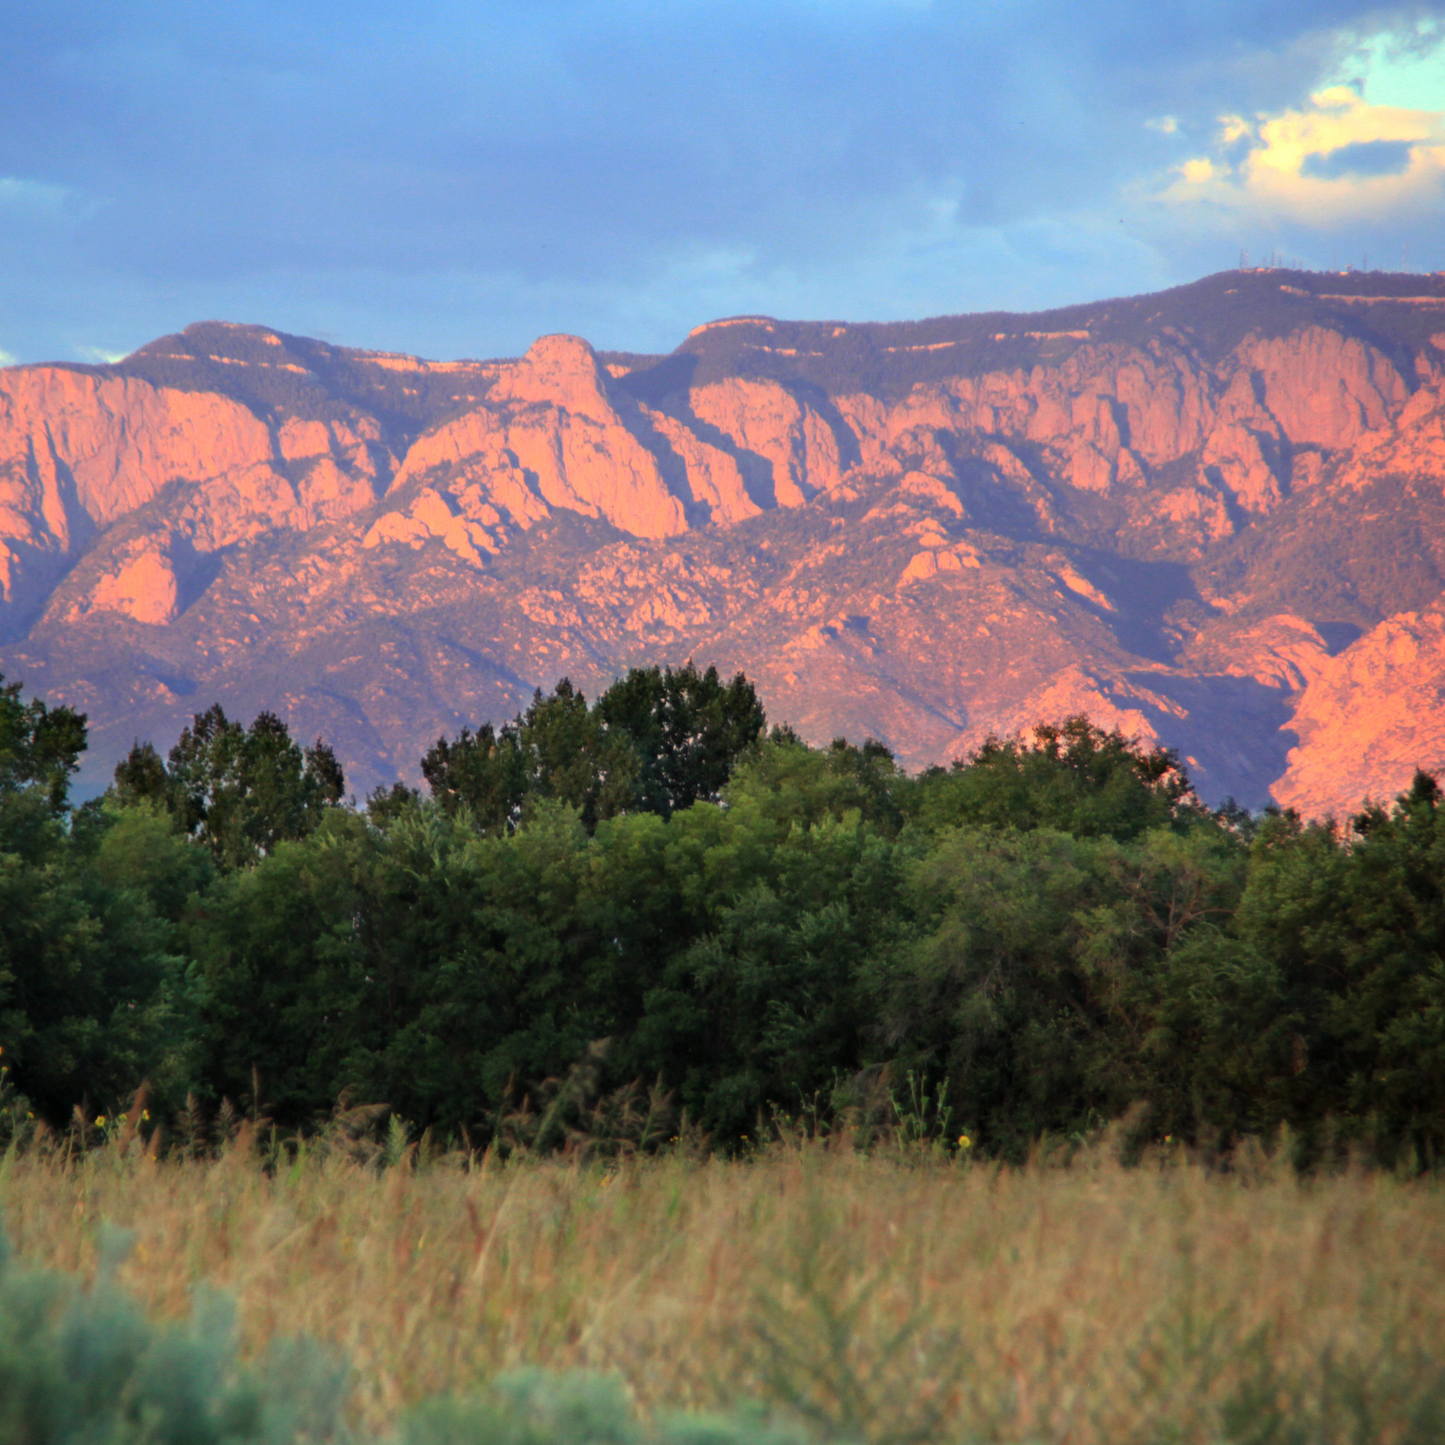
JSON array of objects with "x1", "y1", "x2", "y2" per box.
[
  {"x1": 0, "y1": 672, "x2": 88, "y2": 813},
  {"x1": 422, "y1": 663, "x2": 766, "y2": 831},
  {"x1": 114, "y1": 705, "x2": 345, "y2": 869}
]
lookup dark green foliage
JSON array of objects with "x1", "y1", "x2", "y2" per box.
[
  {"x1": 7, "y1": 662, "x2": 1445, "y2": 1165},
  {"x1": 0, "y1": 680, "x2": 201, "y2": 1124},
  {"x1": 1225, "y1": 772, "x2": 1445, "y2": 1168},
  {"x1": 420, "y1": 721, "x2": 531, "y2": 832},
  {"x1": 868, "y1": 821, "x2": 1259, "y2": 1157},
  {"x1": 93, "y1": 801, "x2": 216, "y2": 925},
  {"x1": 0, "y1": 673, "x2": 87, "y2": 814},
  {"x1": 188, "y1": 803, "x2": 604, "y2": 1127},
  {"x1": 0, "y1": 824, "x2": 196, "y2": 1123},
  {"x1": 365, "y1": 780, "x2": 422, "y2": 826},
  {"x1": 505, "y1": 678, "x2": 638, "y2": 827},
  {"x1": 715, "y1": 734, "x2": 902, "y2": 837},
  {"x1": 111, "y1": 739, "x2": 169, "y2": 807},
  {"x1": 0, "y1": 728, "x2": 200, "y2": 1122},
  {"x1": 115, "y1": 705, "x2": 345, "y2": 869},
  {"x1": 627, "y1": 737, "x2": 904, "y2": 1135},
  {"x1": 907, "y1": 714, "x2": 1198, "y2": 840},
  {"x1": 592, "y1": 663, "x2": 767, "y2": 817},
  {"x1": 421, "y1": 664, "x2": 764, "y2": 832}
]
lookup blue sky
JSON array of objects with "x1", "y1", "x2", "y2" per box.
[{"x1": 2, "y1": 3, "x2": 1443, "y2": 365}]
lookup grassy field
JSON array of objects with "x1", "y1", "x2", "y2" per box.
[{"x1": 3, "y1": 1131, "x2": 1444, "y2": 1443}]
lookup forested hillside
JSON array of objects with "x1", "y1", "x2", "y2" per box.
[{"x1": 4, "y1": 669, "x2": 1444, "y2": 1169}]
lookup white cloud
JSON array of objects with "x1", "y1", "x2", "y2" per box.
[
  {"x1": 0, "y1": 349, "x2": 16, "y2": 367},
  {"x1": 1146, "y1": 116, "x2": 1180, "y2": 135},
  {"x1": 1155, "y1": 86, "x2": 1445, "y2": 226},
  {"x1": 74, "y1": 345, "x2": 130, "y2": 364}
]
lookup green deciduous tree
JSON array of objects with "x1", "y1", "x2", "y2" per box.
[
  {"x1": 114, "y1": 705, "x2": 345, "y2": 869},
  {"x1": 422, "y1": 664, "x2": 765, "y2": 831},
  {"x1": 907, "y1": 714, "x2": 1199, "y2": 840},
  {"x1": 0, "y1": 677, "x2": 195, "y2": 1122},
  {"x1": 1227, "y1": 774, "x2": 1445, "y2": 1166},
  {"x1": 0, "y1": 672, "x2": 87, "y2": 813},
  {"x1": 593, "y1": 662, "x2": 767, "y2": 817}
]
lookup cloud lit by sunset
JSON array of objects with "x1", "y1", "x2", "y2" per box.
[
  {"x1": 1162, "y1": 85, "x2": 1445, "y2": 227},
  {"x1": 2, "y1": 5, "x2": 1444, "y2": 363}
]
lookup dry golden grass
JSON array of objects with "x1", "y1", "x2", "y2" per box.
[{"x1": 3, "y1": 1134, "x2": 1444, "y2": 1443}]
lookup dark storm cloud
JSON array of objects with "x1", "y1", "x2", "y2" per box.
[
  {"x1": 1300, "y1": 137, "x2": 1417, "y2": 176},
  {"x1": 1, "y1": 2, "x2": 1441, "y2": 361}
]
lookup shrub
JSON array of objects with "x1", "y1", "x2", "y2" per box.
[{"x1": 0, "y1": 1227, "x2": 349, "y2": 1444}]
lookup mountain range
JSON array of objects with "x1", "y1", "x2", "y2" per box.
[{"x1": 4, "y1": 267, "x2": 1445, "y2": 814}]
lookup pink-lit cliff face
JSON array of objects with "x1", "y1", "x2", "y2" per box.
[{"x1": 4, "y1": 271, "x2": 1445, "y2": 817}]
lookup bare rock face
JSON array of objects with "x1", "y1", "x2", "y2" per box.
[
  {"x1": 0, "y1": 363, "x2": 384, "y2": 622},
  {"x1": 1334, "y1": 370, "x2": 1445, "y2": 492},
  {"x1": 634, "y1": 406, "x2": 759, "y2": 526},
  {"x1": 688, "y1": 378, "x2": 844, "y2": 506},
  {"x1": 1203, "y1": 614, "x2": 1334, "y2": 693},
  {"x1": 1273, "y1": 603, "x2": 1445, "y2": 819},
  {"x1": 0, "y1": 368, "x2": 270, "y2": 610},
  {"x1": 386, "y1": 413, "x2": 549, "y2": 536},
  {"x1": 363, "y1": 486, "x2": 496, "y2": 567},
  {"x1": 87, "y1": 540, "x2": 181, "y2": 626},
  {"x1": 1237, "y1": 326, "x2": 1408, "y2": 451},
  {"x1": 389, "y1": 334, "x2": 688, "y2": 541},
  {"x1": 6, "y1": 269, "x2": 1445, "y2": 812},
  {"x1": 0, "y1": 367, "x2": 272, "y2": 522}
]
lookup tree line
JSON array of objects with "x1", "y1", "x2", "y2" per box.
[{"x1": 2, "y1": 663, "x2": 1443, "y2": 1169}]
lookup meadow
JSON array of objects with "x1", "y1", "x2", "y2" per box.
[{"x1": 4, "y1": 1130, "x2": 1445, "y2": 1444}]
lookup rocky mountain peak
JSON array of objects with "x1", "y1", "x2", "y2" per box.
[{"x1": 495, "y1": 334, "x2": 614, "y2": 420}]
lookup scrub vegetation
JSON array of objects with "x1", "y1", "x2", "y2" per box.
[
  {"x1": 5, "y1": 1136, "x2": 1445, "y2": 1444},
  {"x1": 5, "y1": 664, "x2": 1445, "y2": 1439}
]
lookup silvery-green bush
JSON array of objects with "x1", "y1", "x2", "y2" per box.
[
  {"x1": 0, "y1": 1226, "x2": 350, "y2": 1445},
  {"x1": 0, "y1": 1231, "x2": 806, "y2": 1445}
]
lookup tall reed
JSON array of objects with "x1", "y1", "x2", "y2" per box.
[{"x1": 3, "y1": 1133, "x2": 1443, "y2": 1442}]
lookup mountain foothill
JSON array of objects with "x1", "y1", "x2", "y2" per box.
[{"x1": 3, "y1": 267, "x2": 1445, "y2": 815}]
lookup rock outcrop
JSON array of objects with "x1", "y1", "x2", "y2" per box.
[
  {"x1": 0, "y1": 363, "x2": 385, "y2": 621},
  {"x1": 1273, "y1": 602, "x2": 1445, "y2": 819},
  {"x1": 388, "y1": 334, "x2": 688, "y2": 541}
]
